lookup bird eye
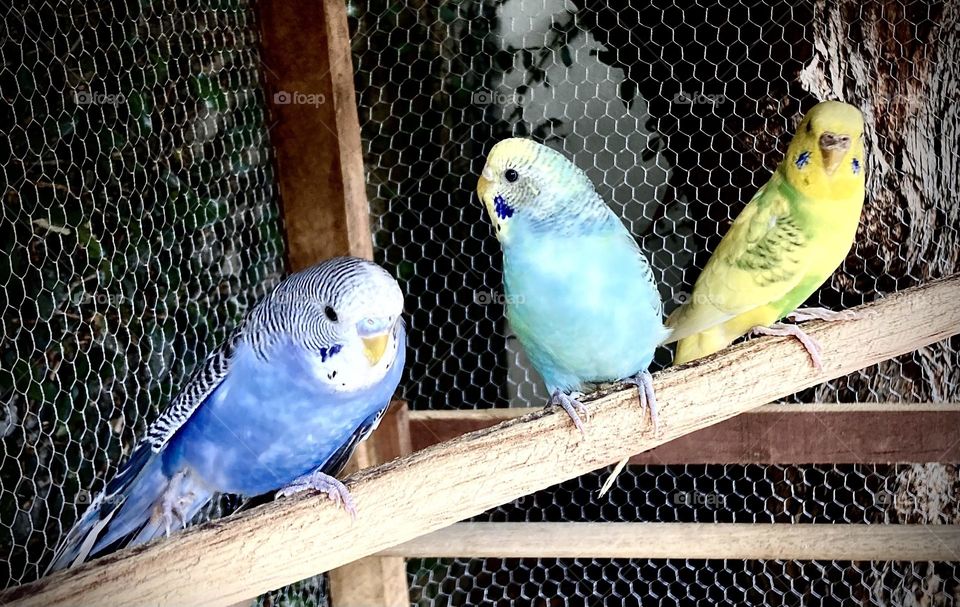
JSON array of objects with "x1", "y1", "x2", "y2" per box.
[
  {"x1": 504, "y1": 168, "x2": 519, "y2": 183},
  {"x1": 324, "y1": 306, "x2": 338, "y2": 322}
]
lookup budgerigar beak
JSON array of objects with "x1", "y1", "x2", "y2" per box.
[
  {"x1": 819, "y1": 131, "x2": 851, "y2": 176},
  {"x1": 477, "y1": 177, "x2": 490, "y2": 201},
  {"x1": 477, "y1": 167, "x2": 494, "y2": 203},
  {"x1": 362, "y1": 333, "x2": 389, "y2": 366}
]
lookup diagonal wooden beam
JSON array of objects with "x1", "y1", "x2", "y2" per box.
[{"x1": 4, "y1": 275, "x2": 960, "y2": 607}]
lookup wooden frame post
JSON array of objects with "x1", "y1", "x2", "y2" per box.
[
  {"x1": 329, "y1": 403, "x2": 412, "y2": 607},
  {"x1": 259, "y1": 0, "x2": 372, "y2": 269},
  {"x1": 257, "y1": 1, "x2": 407, "y2": 605}
]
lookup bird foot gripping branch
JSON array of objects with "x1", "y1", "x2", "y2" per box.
[
  {"x1": 277, "y1": 470, "x2": 357, "y2": 519},
  {"x1": 548, "y1": 390, "x2": 590, "y2": 437},
  {"x1": 752, "y1": 307, "x2": 863, "y2": 370}
]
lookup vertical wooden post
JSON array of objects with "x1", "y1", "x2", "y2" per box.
[
  {"x1": 258, "y1": 1, "x2": 408, "y2": 605},
  {"x1": 329, "y1": 403, "x2": 413, "y2": 607},
  {"x1": 259, "y1": 0, "x2": 372, "y2": 271}
]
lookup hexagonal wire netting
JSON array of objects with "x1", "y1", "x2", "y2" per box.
[
  {"x1": 350, "y1": 0, "x2": 959, "y2": 605},
  {"x1": 1, "y1": 0, "x2": 958, "y2": 606},
  {"x1": 0, "y1": 0, "x2": 285, "y2": 590}
]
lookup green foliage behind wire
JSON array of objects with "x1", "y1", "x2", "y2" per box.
[{"x1": 0, "y1": 0, "x2": 285, "y2": 586}]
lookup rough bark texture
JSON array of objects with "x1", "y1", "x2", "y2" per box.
[
  {"x1": 802, "y1": 1, "x2": 960, "y2": 604},
  {"x1": 802, "y1": 0, "x2": 960, "y2": 403}
]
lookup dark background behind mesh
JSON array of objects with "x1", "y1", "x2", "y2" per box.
[
  {"x1": 0, "y1": 0, "x2": 285, "y2": 588},
  {"x1": 351, "y1": 0, "x2": 959, "y2": 605},
  {"x1": 0, "y1": 0, "x2": 956, "y2": 605}
]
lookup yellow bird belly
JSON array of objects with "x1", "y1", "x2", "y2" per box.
[{"x1": 673, "y1": 305, "x2": 780, "y2": 364}]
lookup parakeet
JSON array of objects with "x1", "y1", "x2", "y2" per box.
[
  {"x1": 476, "y1": 138, "x2": 668, "y2": 437},
  {"x1": 666, "y1": 100, "x2": 866, "y2": 367},
  {"x1": 48, "y1": 257, "x2": 405, "y2": 572},
  {"x1": 599, "y1": 101, "x2": 866, "y2": 497}
]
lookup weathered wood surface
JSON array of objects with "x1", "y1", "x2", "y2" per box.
[
  {"x1": 409, "y1": 403, "x2": 960, "y2": 464},
  {"x1": 380, "y1": 522, "x2": 960, "y2": 561}
]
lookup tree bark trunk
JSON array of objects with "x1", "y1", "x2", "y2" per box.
[
  {"x1": 802, "y1": 0, "x2": 960, "y2": 404},
  {"x1": 803, "y1": 1, "x2": 960, "y2": 603}
]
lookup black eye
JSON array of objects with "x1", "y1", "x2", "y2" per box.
[
  {"x1": 324, "y1": 306, "x2": 338, "y2": 322},
  {"x1": 504, "y1": 168, "x2": 519, "y2": 183}
]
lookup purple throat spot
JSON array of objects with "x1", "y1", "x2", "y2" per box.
[{"x1": 493, "y1": 194, "x2": 514, "y2": 219}]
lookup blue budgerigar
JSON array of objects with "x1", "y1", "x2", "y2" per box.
[
  {"x1": 48, "y1": 256, "x2": 405, "y2": 571},
  {"x1": 476, "y1": 138, "x2": 668, "y2": 440}
]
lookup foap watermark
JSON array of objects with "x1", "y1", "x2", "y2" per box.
[
  {"x1": 72, "y1": 290, "x2": 128, "y2": 306},
  {"x1": 673, "y1": 490, "x2": 725, "y2": 508},
  {"x1": 74, "y1": 87, "x2": 126, "y2": 106},
  {"x1": 671, "y1": 291, "x2": 713, "y2": 306},
  {"x1": 273, "y1": 90, "x2": 327, "y2": 107},
  {"x1": 473, "y1": 291, "x2": 526, "y2": 306},
  {"x1": 875, "y1": 492, "x2": 920, "y2": 509},
  {"x1": 673, "y1": 90, "x2": 728, "y2": 106},
  {"x1": 472, "y1": 90, "x2": 529, "y2": 107},
  {"x1": 76, "y1": 489, "x2": 124, "y2": 506}
]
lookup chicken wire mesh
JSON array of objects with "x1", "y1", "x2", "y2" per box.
[
  {"x1": 0, "y1": 0, "x2": 957, "y2": 605},
  {"x1": 351, "y1": 0, "x2": 960, "y2": 605},
  {"x1": 0, "y1": 0, "x2": 285, "y2": 589}
]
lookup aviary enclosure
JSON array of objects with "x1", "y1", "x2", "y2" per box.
[{"x1": 0, "y1": 0, "x2": 958, "y2": 605}]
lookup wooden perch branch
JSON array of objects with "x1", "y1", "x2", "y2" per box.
[{"x1": 4, "y1": 275, "x2": 960, "y2": 607}]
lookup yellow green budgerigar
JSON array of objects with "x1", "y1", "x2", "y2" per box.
[
  {"x1": 600, "y1": 100, "x2": 866, "y2": 496},
  {"x1": 667, "y1": 99, "x2": 866, "y2": 368}
]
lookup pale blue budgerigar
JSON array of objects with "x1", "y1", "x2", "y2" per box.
[
  {"x1": 476, "y1": 138, "x2": 668, "y2": 437},
  {"x1": 47, "y1": 257, "x2": 405, "y2": 572}
]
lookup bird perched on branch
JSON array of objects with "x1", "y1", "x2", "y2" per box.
[
  {"x1": 666, "y1": 100, "x2": 866, "y2": 367},
  {"x1": 476, "y1": 138, "x2": 668, "y2": 438},
  {"x1": 48, "y1": 257, "x2": 405, "y2": 572},
  {"x1": 600, "y1": 101, "x2": 866, "y2": 496}
]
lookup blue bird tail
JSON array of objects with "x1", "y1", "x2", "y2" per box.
[{"x1": 46, "y1": 445, "x2": 212, "y2": 573}]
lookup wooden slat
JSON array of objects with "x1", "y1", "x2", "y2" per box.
[
  {"x1": 379, "y1": 522, "x2": 960, "y2": 561},
  {"x1": 329, "y1": 404, "x2": 411, "y2": 607},
  {"x1": 258, "y1": 2, "x2": 403, "y2": 605},
  {"x1": 410, "y1": 403, "x2": 960, "y2": 464},
  {"x1": 259, "y1": 0, "x2": 371, "y2": 270},
  {"x1": 5, "y1": 275, "x2": 960, "y2": 607}
]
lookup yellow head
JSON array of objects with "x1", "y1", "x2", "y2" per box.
[
  {"x1": 476, "y1": 138, "x2": 611, "y2": 243},
  {"x1": 781, "y1": 100, "x2": 866, "y2": 199}
]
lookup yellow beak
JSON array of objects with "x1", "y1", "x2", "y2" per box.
[
  {"x1": 819, "y1": 132, "x2": 851, "y2": 176},
  {"x1": 820, "y1": 148, "x2": 845, "y2": 176},
  {"x1": 362, "y1": 334, "x2": 389, "y2": 366},
  {"x1": 477, "y1": 174, "x2": 491, "y2": 203}
]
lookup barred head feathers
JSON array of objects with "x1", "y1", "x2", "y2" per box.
[
  {"x1": 247, "y1": 257, "x2": 404, "y2": 361},
  {"x1": 476, "y1": 138, "x2": 618, "y2": 240}
]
